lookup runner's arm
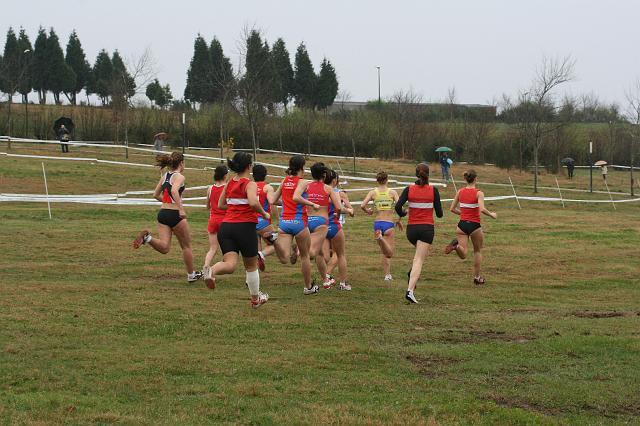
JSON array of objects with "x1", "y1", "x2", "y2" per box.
[
  {"x1": 360, "y1": 190, "x2": 374, "y2": 215},
  {"x1": 450, "y1": 191, "x2": 461, "y2": 215},
  {"x1": 478, "y1": 191, "x2": 497, "y2": 219},
  {"x1": 293, "y1": 180, "x2": 319, "y2": 208},
  {"x1": 153, "y1": 175, "x2": 164, "y2": 202},
  {"x1": 247, "y1": 181, "x2": 269, "y2": 219},
  {"x1": 340, "y1": 192, "x2": 355, "y2": 216},
  {"x1": 217, "y1": 184, "x2": 228, "y2": 210},
  {"x1": 328, "y1": 186, "x2": 342, "y2": 214},
  {"x1": 395, "y1": 187, "x2": 409, "y2": 217},
  {"x1": 433, "y1": 187, "x2": 443, "y2": 218}
]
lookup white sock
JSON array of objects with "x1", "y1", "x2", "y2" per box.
[
  {"x1": 246, "y1": 270, "x2": 260, "y2": 296},
  {"x1": 144, "y1": 234, "x2": 152, "y2": 243},
  {"x1": 258, "y1": 251, "x2": 264, "y2": 259}
]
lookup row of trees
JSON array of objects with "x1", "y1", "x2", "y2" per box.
[{"x1": 182, "y1": 30, "x2": 339, "y2": 157}]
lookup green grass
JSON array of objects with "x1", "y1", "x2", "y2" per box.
[{"x1": 1, "y1": 148, "x2": 639, "y2": 425}]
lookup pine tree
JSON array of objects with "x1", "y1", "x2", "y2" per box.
[
  {"x1": 91, "y1": 49, "x2": 113, "y2": 105},
  {"x1": 209, "y1": 37, "x2": 234, "y2": 103},
  {"x1": 315, "y1": 58, "x2": 338, "y2": 110},
  {"x1": 146, "y1": 78, "x2": 172, "y2": 108},
  {"x1": 271, "y1": 38, "x2": 294, "y2": 108},
  {"x1": 0, "y1": 27, "x2": 20, "y2": 102},
  {"x1": 184, "y1": 35, "x2": 212, "y2": 104},
  {"x1": 65, "y1": 30, "x2": 92, "y2": 104},
  {"x1": 16, "y1": 29, "x2": 33, "y2": 103},
  {"x1": 111, "y1": 50, "x2": 135, "y2": 100},
  {"x1": 32, "y1": 27, "x2": 48, "y2": 104},
  {"x1": 47, "y1": 28, "x2": 76, "y2": 104},
  {"x1": 293, "y1": 43, "x2": 316, "y2": 109}
]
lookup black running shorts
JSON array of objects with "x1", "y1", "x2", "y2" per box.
[
  {"x1": 457, "y1": 220, "x2": 481, "y2": 236},
  {"x1": 406, "y1": 224, "x2": 434, "y2": 246},
  {"x1": 157, "y1": 209, "x2": 183, "y2": 228},
  {"x1": 218, "y1": 222, "x2": 259, "y2": 257}
]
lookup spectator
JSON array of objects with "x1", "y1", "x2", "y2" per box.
[
  {"x1": 440, "y1": 153, "x2": 450, "y2": 182},
  {"x1": 153, "y1": 132, "x2": 167, "y2": 153},
  {"x1": 601, "y1": 165, "x2": 608, "y2": 182},
  {"x1": 566, "y1": 161, "x2": 575, "y2": 179},
  {"x1": 57, "y1": 125, "x2": 70, "y2": 153}
]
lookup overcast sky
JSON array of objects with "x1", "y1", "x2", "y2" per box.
[{"x1": 3, "y1": 0, "x2": 639, "y2": 105}]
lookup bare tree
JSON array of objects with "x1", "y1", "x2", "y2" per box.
[
  {"x1": 521, "y1": 55, "x2": 575, "y2": 192},
  {"x1": 390, "y1": 88, "x2": 423, "y2": 159},
  {"x1": 113, "y1": 47, "x2": 157, "y2": 150},
  {"x1": 624, "y1": 78, "x2": 640, "y2": 196},
  {"x1": 461, "y1": 103, "x2": 496, "y2": 164}
]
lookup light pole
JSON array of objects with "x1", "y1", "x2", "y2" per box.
[
  {"x1": 376, "y1": 66, "x2": 381, "y2": 104},
  {"x1": 589, "y1": 140, "x2": 593, "y2": 193},
  {"x1": 182, "y1": 112, "x2": 186, "y2": 154},
  {"x1": 23, "y1": 49, "x2": 31, "y2": 137}
]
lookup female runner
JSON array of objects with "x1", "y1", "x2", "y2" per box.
[
  {"x1": 360, "y1": 171, "x2": 401, "y2": 281},
  {"x1": 252, "y1": 164, "x2": 278, "y2": 271},
  {"x1": 395, "y1": 163, "x2": 443, "y2": 303},
  {"x1": 293, "y1": 163, "x2": 342, "y2": 290},
  {"x1": 270, "y1": 155, "x2": 320, "y2": 294},
  {"x1": 320, "y1": 169, "x2": 354, "y2": 290},
  {"x1": 204, "y1": 152, "x2": 270, "y2": 308},
  {"x1": 202, "y1": 165, "x2": 228, "y2": 278},
  {"x1": 444, "y1": 169, "x2": 497, "y2": 285},
  {"x1": 133, "y1": 152, "x2": 201, "y2": 283}
]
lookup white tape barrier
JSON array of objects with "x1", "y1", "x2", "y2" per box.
[
  {"x1": 0, "y1": 150, "x2": 448, "y2": 189},
  {"x1": 3, "y1": 191, "x2": 640, "y2": 208}
]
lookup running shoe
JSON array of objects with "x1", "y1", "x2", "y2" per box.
[
  {"x1": 204, "y1": 270, "x2": 216, "y2": 290},
  {"x1": 444, "y1": 239, "x2": 459, "y2": 255},
  {"x1": 338, "y1": 282, "x2": 352, "y2": 291},
  {"x1": 290, "y1": 244, "x2": 299, "y2": 265},
  {"x1": 325, "y1": 274, "x2": 336, "y2": 285},
  {"x1": 384, "y1": 274, "x2": 393, "y2": 281},
  {"x1": 265, "y1": 232, "x2": 278, "y2": 245},
  {"x1": 303, "y1": 284, "x2": 319, "y2": 295},
  {"x1": 251, "y1": 292, "x2": 269, "y2": 309},
  {"x1": 405, "y1": 290, "x2": 418, "y2": 304},
  {"x1": 474, "y1": 276, "x2": 486, "y2": 286},
  {"x1": 323, "y1": 280, "x2": 333, "y2": 290},
  {"x1": 374, "y1": 229, "x2": 383, "y2": 240},
  {"x1": 258, "y1": 251, "x2": 266, "y2": 272},
  {"x1": 187, "y1": 271, "x2": 203, "y2": 283},
  {"x1": 132, "y1": 230, "x2": 150, "y2": 249}
]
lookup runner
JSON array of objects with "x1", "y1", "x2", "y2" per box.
[
  {"x1": 324, "y1": 170, "x2": 354, "y2": 282},
  {"x1": 270, "y1": 155, "x2": 319, "y2": 294},
  {"x1": 360, "y1": 171, "x2": 401, "y2": 281},
  {"x1": 293, "y1": 163, "x2": 342, "y2": 289},
  {"x1": 203, "y1": 165, "x2": 228, "y2": 278},
  {"x1": 252, "y1": 164, "x2": 278, "y2": 272},
  {"x1": 395, "y1": 163, "x2": 443, "y2": 303},
  {"x1": 132, "y1": 152, "x2": 202, "y2": 283},
  {"x1": 204, "y1": 152, "x2": 270, "y2": 309},
  {"x1": 320, "y1": 169, "x2": 354, "y2": 290},
  {"x1": 444, "y1": 169, "x2": 497, "y2": 285}
]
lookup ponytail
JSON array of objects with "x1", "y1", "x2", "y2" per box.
[
  {"x1": 227, "y1": 152, "x2": 253, "y2": 174},
  {"x1": 415, "y1": 163, "x2": 430, "y2": 186},
  {"x1": 156, "y1": 152, "x2": 184, "y2": 169},
  {"x1": 287, "y1": 155, "x2": 306, "y2": 175}
]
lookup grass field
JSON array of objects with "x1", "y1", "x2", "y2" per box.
[{"x1": 1, "y1": 142, "x2": 639, "y2": 425}]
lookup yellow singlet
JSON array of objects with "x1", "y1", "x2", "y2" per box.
[{"x1": 373, "y1": 188, "x2": 394, "y2": 211}]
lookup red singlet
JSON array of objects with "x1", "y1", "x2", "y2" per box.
[
  {"x1": 223, "y1": 177, "x2": 257, "y2": 223},
  {"x1": 458, "y1": 187, "x2": 480, "y2": 223},
  {"x1": 281, "y1": 175, "x2": 307, "y2": 222},
  {"x1": 407, "y1": 184, "x2": 435, "y2": 225}
]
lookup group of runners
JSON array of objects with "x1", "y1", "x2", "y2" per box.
[{"x1": 133, "y1": 151, "x2": 497, "y2": 308}]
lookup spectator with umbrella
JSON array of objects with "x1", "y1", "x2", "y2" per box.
[
  {"x1": 154, "y1": 132, "x2": 168, "y2": 153},
  {"x1": 53, "y1": 117, "x2": 74, "y2": 153},
  {"x1": 562, "y1": 157, "x2": 575, "y2": 179},
  {"x1": 435, "y1": 147, "x2": 453, "y2": 182}
]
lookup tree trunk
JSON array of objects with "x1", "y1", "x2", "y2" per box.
[{"x1": 250, "y1": 118, "x2": 257, "y2": 160}]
